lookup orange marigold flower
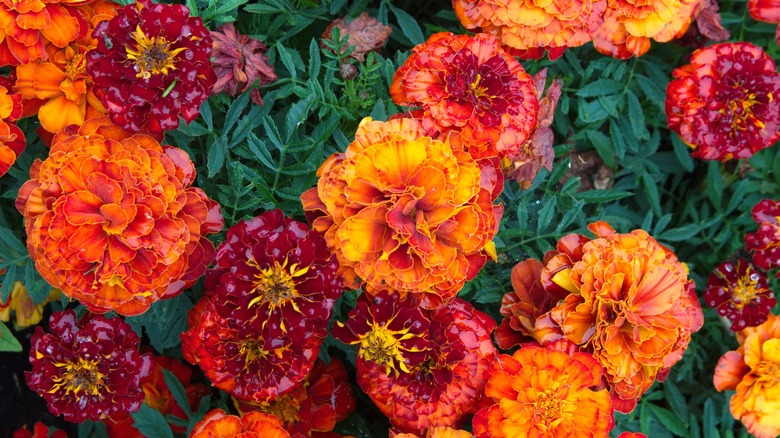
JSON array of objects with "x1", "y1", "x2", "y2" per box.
[
  {"x1": 12, "y1": 422, "x2": 67, "y2": 438},
  {"x1": 181, "y1": 210, "x2": 342, "y2": 403},
  {"x1": 616, "y1": 433, "x2": 648, "y2": 438},
  {"x1": 392, "y1": 427, "x2": 474, "y2": 438},
  {"x1": 666, "y1": 42, "x2": 780, "y2": 161},
  {"x1": 713, "y1": 313, "x2": 780, "y2": 438},
  {"x1": 746, "y1": 199, "x2": 780, "y2": 274},
  {"x1": 453, "y1": 0, "x2": 607, "y2": 60},
  {"x1": 593, "y1": 0, "x2": 700, "y2": 59},
  {"x1": 301, "y1": 117, "x2": 503, "y2": 308},
  {"x1": 390, "y1": 32, "x2": 538, "y2": 160},
  {"x1": 704, "y1": 260, "x2": 776, "y2": 331},
  {"x1": 472, "y1": 343, "x2": 614, "y2": 437},
  {"x1": 334, "y1": 291, "x2": 497, "y2": 433},
  {"x1": 542, "y1": 221, "x2": 704, "y2": 413},
  {"x1": 25, "y1": 310, "x2": 153, "y2": 422},
  {"x1": 234, "y1": 358, "x2": 356, "y2": 437},
  {"x1": 86, "y1": 0, "x2": 216, "y2": 133},
  {"x1": 15, "y1": 118, "x2": 223, "y2": 316},
  {"x1": 749, "y1": 0, "x2": 780, "y2": 45},
  {"x1": 0, "y1": 281, "x2": 61, "y2": 329},
  {"x1": 191, "y1": 409, "x2": 291, "y2": 438},
  {"x1": 0, "y1": 77, "x2": 25, "y2": 178}
]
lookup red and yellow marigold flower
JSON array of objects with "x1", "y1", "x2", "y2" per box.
[
  {"x1": 472, "y1": 343, "x2": 614, "y2": 437},
  {"x1": 86, "y1": 0, "x2": 215, "y2": 133},
  {"x1": 390, "y1": 32, "x2": 538, "y2": 160},
  {"x1": 704, "y1": 260, "x2": 776, "y2": 331},
  {"x1": 748, "y1": 0, "x2": 780, "y2": 46},
  {"x1": 392, "y1": 427, "x2": 474, "y2": 438},
  {"x1": 0, "y1": 76, "x2": 25, "y2": 178},
  {"x1": 12, "y1": 422, "x2": 67, "y2": 438},
  {"x1": 453, "y1": 0, "x2": 607, "y2": 59},
  {"x1": 714, "y1": 313, "x2": 780, "y2": 438},
  {"x1": 25, "y1": 310, "x2": 153, "y2": 422},
  {"x1": 234, "y1": 358, "x2": 356, "y2": 437},
  {"x1": 593, "y1": 0, "x2": 700, "y2": 59},
  {"x1": 301, "y1": 117, "x2": 503, "y2": 308},
  {"x1": 746, "y1": 199, "x2": 780, "y2": 274},
  {"x1": 0, "y1": 281, "x2": 61, "y2": 329},
  {"x1": 334, "y1": 291, "x2": 497, "y2": 433},
  {"x1": 190, "y1": 409, "x2": 291, "y2": 438},
  {"x1": 666, "y1": 42, "x2": 780, "y2": 161},
  {"x1": 181, "y1": 210, "x2": 342, "y2": 403},
  {"x1": 15, "y1": 118, "x2": 223, "y2": 316},
  {"x1": 0, "y1": 0, "x2": 91, "y2": 66}
]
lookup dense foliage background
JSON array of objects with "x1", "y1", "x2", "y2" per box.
[{"x1": 1, "y1": 0, "x2": 779, "y2": 436}]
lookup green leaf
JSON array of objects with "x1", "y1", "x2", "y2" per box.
[
  {"x1": 130, "y1": 403, "x2": 174, "y2": 438},
  {"x1": 648, "y1": 404, "x2": 688, "y2": 437},
  {"x1": 671, "y1": 135, "x2": 694, "y2": 172},
  {"x1": 388, "y1": 3, "x2": 424, "y2": 45},
  {"x1": 285, "y1": 95, "x2": 313, "y2": 141},
  {"x1": 703, "y1": 398, "x2": 720, "y2": 438},
  {"x1": 275, "y1": 42, "x2": 298, "y2": 79},
  {"x1": 162, "y1": 368, "x2": 192, "y2": 417},
  {"x1": 626, "y1": 90, "x2": 649, "y2": 141},
  {"x1": 660, "y1": 224, "x2": 701, "y2": 242},
  {"x1": 246, "y1": 132, "x2": 277, "y2": 171},
  {"x1": 0, "y1": 321, "x2": 22, "y2": 352},
  {"x1": 575, "y1": 79, "x2": 622, "y2": 97},
  {"x1": 663, "y1": 381, "x2": 689, "y2": 424},
  {"x1": 207, "y1": 137, "x2": 227, "y2": 178},
  {"x1": 308, "y1": 38, "x2": 321, "y2": 78},
  {"x1": 575, "y1": 190, "x2": 633, "y2": 203},
  {"x1": 707, "y1": 162, "x2": 724, "y2": 208},
  {"x1": 126, "y1": 294, "x2": 192, "y2": 352},
  {"x1": 640, "y1": 173, "x2": 662, "y2": 216},
  {"x1": 587, "y1": 130, "x2": 616, "y2": 169},
  {"x1": 537, "y1": 196, "x2": 557, "y2": 233},
  {"x1": 223, "y1": 90, "x2": 250, "y2": 134},
  {"x1": 1, "y1": 263, "x2": 18, "y2": 303}
]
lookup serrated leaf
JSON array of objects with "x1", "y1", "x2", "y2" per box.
[
  {"x1": 285, "y1": 95, "x2": 313, "y2": 142},
  {"x1": 162, "y1": 368, "x2": 192, "y2": 417},
  {"x1": 308, "y1": 38, "x2": 321, "y2": 78},
  {"x1": 537, "y1": 196, "x2": 557, "y2": 233},
  {"x1": 246, "y1": 132, "x2": 277, "y2": 171},
  {"x1": 130, "y1": 404, "x2": 174, "y2": 438},
  {"x1": 275, "y1": 42, "x2": 298, "y2": 79},
  {"x1": 1, "y1": 263, "x2": 17, "y2": 303},
  {"x1": 25, "y1": 261, "x2": 52, "y2": 305},
  {"x1": 126, "y1": 294, "x2": 192, "y2": 352},
  {"x1": 223, "y1": 91, "x2": 250, "y2": 134},
  {"x1": 576, "y1": 79, "x2": 622, "y2": 97},
  {"x1": 388, "y1": 3, "x2": 424, "y2": 45},
  {"x1": 207, "y1": 137, "x2": 227, "y2": 178},
  {"x1": 626, "y1": 90, "x2": 649, "y2": 140},
  {"x1": 648, "y1": 404, "x2": 688, "y2": 437},
  {"x1": 640, "y1": 173, "x2": 662, "y2": 215},
  {"x1": 0, "y1": 321, "x2": 22, "y2": 352}
]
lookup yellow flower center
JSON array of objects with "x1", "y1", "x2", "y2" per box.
[
  {"x1": 731, "y1": 267, "x2": 762, "y2": 309},
  {"x1": 239, "y1": 339, "x2": 268, "y2": 365},
  {"x1": 533, "y1": 386, "x2": 570, "y2": 426},
  {"x1": 65, "y1": 50, "x2": 87, "y2": 79},
  {"x1": 722, "y1": 91, "x2": 772, "y2": 133},
  {"x1": 259, "y1": 394, "x2": 301, "y2": 425},
  {"x1": 470, "y1": 73, "x2": 490, "y2": 99},
  {"x1": 247, "y1": 258, "x2": 308, "y2": 308},
  {"x1": 359, "y1": 324, "x2": 412, "y2": 375},
  {"x1": 125, "y1": 25, "x2": 186, "y2": 79},
  {"x1": 48, "y1": 357, "x2": 106, "y2": 396}
]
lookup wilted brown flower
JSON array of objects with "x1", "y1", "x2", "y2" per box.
[
  {"x1": 211, "y1": 23, "x2": 277, "y2": 106},
  {"x1": 322, "y1": 12, "x2": 391, "y2": 62}
]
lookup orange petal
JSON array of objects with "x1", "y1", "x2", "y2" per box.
[
  {"x1": 39, "y1": 5, "x2": 79, "y2": 47},
  {"x1": 38, "y1": 94, "x2": 85, "y2": 132}
]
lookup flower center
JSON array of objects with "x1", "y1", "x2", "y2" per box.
[
  {"x1": 50, "y1": 357, "x2": 106, "y2": 396},
  {"x1": 260, "y1": 394, "x2": 301, "y2": 425},
  {"x1": 239, "y1": 339, "x2": 268, "y2": 365},
  {"x1": 731, "y1": 268, "x2": 762, "y2": 309},
  {"x1": 533, "y1": 387, "x2": 569, "y2": 425},
  {"x1": 360, "y1": 324, "x2": 411, "y2": 375},
  {"x1": 470, "y1": 73, "x2": 490, "y2": 99},
  {"x1": 65, "y1": 51, "x2": 87, "y2": 80},
  {"x1": 247, "y1": 258, "x2": 308, "y2": 309},
  {"x1": 125, "y1": 25, "x2": 186, "y2": 79}
]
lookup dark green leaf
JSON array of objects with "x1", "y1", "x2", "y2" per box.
[
  {"x1": 275, "y1": 42, "x2": 298, "y2": 79},
  {"x1": 575, "y1": 190, "x2": 633, "y2": 203},
  {"x1": 0, "y1": 321, "x2": 21, "y2": 352},
  {"x1": 663, "y1": 381, "x2": 689, "y2": 424},
  {"x1": 671, "y1": 135, "x2": 694, "y2": 172},
  {"x1": 162, "y1": 368, "x2": 192, "y2": 417},
  {"x1": 575, "y1": 79, "x2": 622, "y2": 97},
  {"x1": 707, "y1": 162, "x2": 724, "y2": 208},
  {"x1": 130, "y1": 404, "x2": 174, "y2": 438},
  {"x1": 660, "y1": 224, "x2": 701, "y2": 242},
  {"x1": 587, "y1": 130, "x2": 616, "y2": 169},
  {"x1": 388, "y1": 4, "x2": 424, "y2": 45},
  {"x1": 626, "y1": 90, "x2": 650, "y2": 140},
  {"x1": 207, "y1": 137, "x2": 227, "y2": 178},
  {"x1": 648, "y1": 404, "x2": 688, "y2": 436},
  {"x1": 704, "y1": 398, "x2": 719, "y2": 438}
]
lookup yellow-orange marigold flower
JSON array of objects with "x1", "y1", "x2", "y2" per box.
[
  {"x1": 392, "y1": 427, "x2": 474, "y2": 438},
  {"x1": 544, "y1": 221, "x2": 704, "y2": 412},
  {"x1": 453, "y1": 0, "x2": 607, "y2": 59},
  {"x1": 301, "y1": 117, "x2": 503, "y2": 308},
  {"x1": 472, "y1": 343, "x2": 614, "y2": 437},
  {"x1": 0, "y1": 78, "x2": 24, "y2": 177},
  {"x1": 0, "y1": 281, "x2": 61, "y2": 329},
  {"x1": 593, "y1": 0, "x2": 700, "y2": 58},
  {"x1": 714, "y1": 313, "x2": 780, "y2": 438},
  {"x1": 15, "y1": 118, "x2": 223, "y2": 316},
  {"x1": 190, "y1": 409, "x2": 290, "y2": 438}
]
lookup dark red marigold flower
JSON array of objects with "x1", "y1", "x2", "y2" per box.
[
  {"x1": 211, "y1": 23, "x2": 277, "y2": 106},
  {"x1": 25, "y1": 310, "x2": 152, "y2": 423},
  {"x1": 704, "y1": 260, "x2": 776, "y2": 331},
  {"x1": 391, "y1": 32, "x2": 538, "y2": 160},
  {"x1": 235, "y1": 358, "x2": 356, "y2": 437},
  {"x1": 86, "y1": 0, "x2": 216, "y2": 133},
  {"x1": 334, "y1": 291, "x2": 497, "y2": 433},
  {"x1": 181, "y1": 210, "x2": 343, "y2": 403},
  {"x1": 746, "y1": 199, "x2": 780, "y2": 274},
  {"x1": 666, "y1": 42, "x2": 780, "y2": 161}
]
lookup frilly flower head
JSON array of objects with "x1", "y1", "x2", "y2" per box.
[
  {"x1": 666, "y1": 42, "x2": 780, "y2": 161},
  {"x1": 210, "y1": 23, "x2": 277, "y2": 106},
  {"x1": 190, "y1": 409, "x2": 291, "y2": 438},
  {"x1": 234, "y1": 358, "x2": 356, "y2": 437},
  {"x1": 472, "y1": 342, "x2": 614, "y2": 437},
  {"x1": 453, "y1": 0, "x2": 607, "y2": 59},
  {"x1": 704, "y1": 260, "x2": 776, "y2": 331},
  {"x1": 746, "y1": 199, "x2": 780, "y2": 274},
  {"x1": 714, "y1": 314, "x2": 780, "y2": 438},
  {"x1": 25, "y1": 310, "x2": 152, "y2": 422},
  {"x1": 181, "y1": 210, "x2": 342, "y2": 403},
  {"x1": 334, "y1": 291, "x2": 497, "y2": 433},
  {"x1": 301, "y1": 117, "x2": 503, "y2": 309},
  {"x1": 86, "y1": 0, "x2": 216, "y2": 133},
  {"x1": 391, "y1": 427, "x2": 474, "y2": 438},
  {"x1": 390, "y1": 32, "x2": 538, "y2": 160},
  {"x1": 0, "y1": 77, "x2": 25, "y2": 177},
  {"x1": 15, "y1": 118, "x2": 223, "y2": 316},
  {"x1": 593, "y1": 0, "x2": 700, "y2": 58}
]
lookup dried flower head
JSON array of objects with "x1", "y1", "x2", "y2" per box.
[
  {"x1": 322, "y1": 12, "x2": 391, "y2": 62},
  {"x1": 746, "y1": 199, "x2": 780, "y2": 274},
  {"x1": 704, "y1": 260, "x2": 776, "y2": 331},
  {"x1": 211, "y1": 23, "x2": 277, "y2": 106},
  {"x1": 26, "y1": 310, "x2": 152, "y2": 422}
]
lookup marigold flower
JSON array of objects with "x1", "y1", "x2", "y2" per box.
[
  {"x1": 540, "y1": 221, "x2": 703, "y2": 413},
  {"x1": 390, "y1": 32, "x2": 538, "y2": 160},
  {"x1": 748, "y1": 0, "x2": 780, "y2": 45},
  {"x1": 211, "y1": 23, "x2": 277, "y2": 106},
  {"x1": 26, "y1": 310, "x2": 152, "y2": 422},
  {"x1": 746, "y1": 199, "x2": 780, "y2": 274},
  {"x1": 704, "y1": 260, "x2": 776, "y2": 331},
  {"x1": 301, "y1": 117, "x2": 503, "y2": 308},
  {"x1": 666, "y1": 42, "x2": 780, "y2": 161},
  {"x1": 86, "y1": 0, "x2": 216, "y2": 133},
  {"x1": 334, "y1": 291, "x2": 497, "y2": 433},
  {"x1": 617, "y1": 433, "x2": 648, "y2": 438},
  {"x1": 472, "y1": 343, "x2": 614, "y2": 437},
  {"x1": 593, "y1": 0, "x2": 699, "y2": 58},
  {"x1": 191, "y1": 409, "x2": 291, "y2": 438},
  {"x1": 0, "y1": 281, "x2": 62, "y2": 329},
  {"x1": 0, "y1": 78, "x2": 25, "y2": 178},
  {"x1": 453, "y1": 0, "x2": 607, "y2": 59},
  {"x1": 234, "y1": 358, "x2": 356, "y2": 437},
  {"x1": 181, "y1": 210, "x2": 342, "y2": 403},
  {"x1": 12, "y1": 422, "x2": 67, "y2": 438},
  {"x1": 16, "y1": 118, "x2": 223, "y2": 316},
  {"x1": 392, "y1": 427, "x2": 474, "y2": 438},
  {"x1": 713, "y1": 313, "x2": 780, "y2": 438}
]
